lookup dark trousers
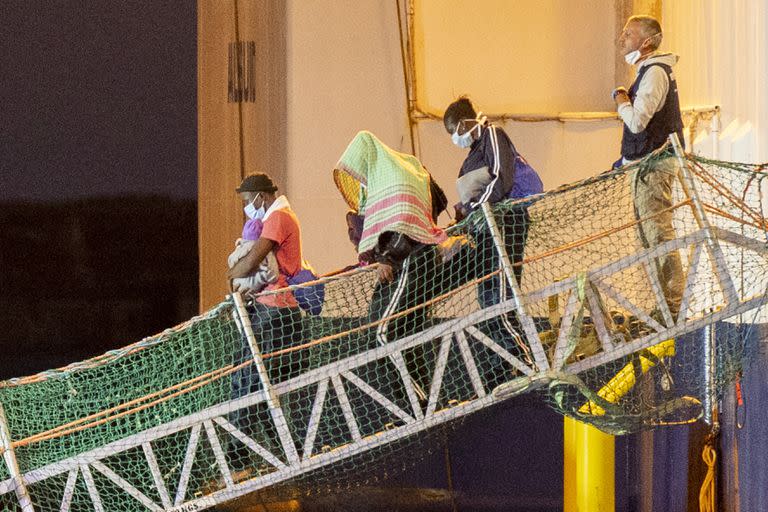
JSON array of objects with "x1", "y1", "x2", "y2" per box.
[
  {"x1": 367, "y1": 248, "x2": 440, "y2": 398},
  {"x1": 438, "y1": 204, "x2": 532, "y2": 387},
  {"x1": 477, "y1": 206, "x2": 532, "y2": 382},
  {"x1": 230, "y1": 303, "x2": 303, "y2": 443}
]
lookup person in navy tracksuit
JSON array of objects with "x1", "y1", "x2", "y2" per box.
[{"x1": 443, "y1": 96, "x2": 543, "y2": 376}]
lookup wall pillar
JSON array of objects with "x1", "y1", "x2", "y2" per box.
[{"x1": 197, "y1": 0, "x2": 287, "y2": 311}]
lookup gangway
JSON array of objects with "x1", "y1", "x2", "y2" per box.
[{"x1": 1, "y1": 140, "x2": 766, "y2": 511}]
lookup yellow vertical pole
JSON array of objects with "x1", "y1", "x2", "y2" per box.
[
  {"x1": 564, "y1": 417, "x2": 615, "y2": 512},
  {"x1": 564, "y1": 416, "x2": 578, "y2": 510}
]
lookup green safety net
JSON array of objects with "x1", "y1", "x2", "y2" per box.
[{"x1": 1, "y1": 149, "x2": 767, "y2": 511}]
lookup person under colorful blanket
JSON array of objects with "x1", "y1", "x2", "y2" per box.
[
  {"x1": 335, "y1": 130, "x2": 447, "y2": 283},
  {"x1": 335, "y1": 131, "x2": 449, "y2": 398}
]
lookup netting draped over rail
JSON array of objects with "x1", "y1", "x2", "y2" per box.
[{"x1": 1, "y1": 149, "x2": 767, "y2": 511}]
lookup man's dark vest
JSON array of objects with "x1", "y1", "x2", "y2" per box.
[{"x1": 621, "y1": 62, "x2": 684, "y2": 160}]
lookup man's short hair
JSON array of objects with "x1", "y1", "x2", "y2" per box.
[
  {"x1": 628, "y1": 15, "x2": 663, "y2": 50},
  {"x1": 443, "y1": 96, "x2": 477, "y2": 131}
]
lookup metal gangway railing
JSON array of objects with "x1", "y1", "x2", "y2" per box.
[{"x1": 2, "y1": 136, "x2": 766, "y2": 512}]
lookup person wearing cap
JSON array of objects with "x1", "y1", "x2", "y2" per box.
[
  {"x1": 227, "y1": 173, "x2": 307, "y2": 454},
  {"x1": 228, "y1": 173, "x2": 304, "y2": 307}
]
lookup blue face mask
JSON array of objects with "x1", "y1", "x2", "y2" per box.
[
  {"x1": 451, "y1": 127, "x2": 474, "y2": 149},
  {"x1": 451, "y1": 115, "x2": 484, "y2": 149},
  {"x1": 244, "y1": 195, "x2": 265, "y2": 220}
]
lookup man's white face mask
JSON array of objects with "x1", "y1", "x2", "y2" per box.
[
  {"x1": 244, "y1": 194, "x2": 265, "y2": 220},
  {"x1": 624, "y1": 33, "x2": 660, "y2": 65},
  {"x1": 451, "y1": 125, "x2": 474, "y2": 149}
]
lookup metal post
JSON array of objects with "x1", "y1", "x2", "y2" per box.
[
  {"x1": 669, "y1": 133, "x2": 730, "y2": 430},
  {"x1": 563, "y1": 416, "x2": 614, "y2": 512},
  {"x1": 669, "y1": 133, "x2": 738, "y2": 304},
  {"x1": 0, "y1": 403, "x2": 34, "y2": 512},
  {"x1": 480, "y1": 201, "x2": 549, "y2": 371},
  {"x1": 231, "y1": 292, "x2": 300, "y2": 464},
  {"x1": 702, "y1": 320, "x2": 719, "y2": 428},
  {"x1": 710, "y1": 108, "x2": 721, "y2": 159}
]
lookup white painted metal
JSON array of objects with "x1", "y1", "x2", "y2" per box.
[
  {"x1": 301, "y1": 378, "x2": 329, "y2": 461},
  {"x1": 643, "y1": 260, "x2": 675, "y2": 328},
  {"x1": 568, "y1": 292, "x2": 767, "y2": 374},
  {"x1": 0, "y1": 402, "x2": 34, "y2": 512},
  {"x1": 481, "y1": 201, "x2": 550, "y2": 371},
  {"x1": 142, "y1": 442, "x2": 172, "y2": 509},
  {"x1": 91, "y1": 460, "x2": 162, "y2": 512},
  {"x1": 80, "y1": 464, "x2": 105, "y2": 512},
  {"x1": 342, "y1": 370, "x2": 415, "y2": 424},
  {"x1": 331, "y1": 374, "x2": 362, "y2": 442},
  {"x1": 670, "y1": 133, "x2": 739, "y2": 304},
  {"x1": 173, "y1": 423, "x2": 201, "y2": 506},
  {"x1": 390, "y1": 352, "x2": 425, "y2": 420},
  {"x1": 552, "y1": 288, "x2": 582, "y2": 369},
  {"x1": 212, "y1": 418, "x2": 286, "y2": 470},
  {"x1": 677, "y1": 243, "x2": 703, "y2": 326},
  {"x1": 594, "y1": 279, "x2": 665, "y2": 333},
  {"x1": 426, "y1": 335, "x2": 453, "y2": 416},
  {"x1": 59, "y1": 468, "x2": 77, "y2": 512},
  {"x1": 711, "y1": 110, "x2": 721, "y2": 159},
  {"x1": 203, "y1": 420, "x2": 234, "y2": 488},
  {"x1": 455, "y1": 331, "x2": 487, "y2": 398},
  {"x1": 464, "y1": 326, "x2": 534, "y2": 376},
  {"x1": 1, "y1": 221, "x2": 765, "y2": 512},
  {"x1": 232, "y1": 292, "x2": 300, "y2": 465},
  {"x1": 712, "y1": 227, "x2": 768, "y2": 255},
  {"x1": 584, "y1": 282, "x2": 615, "y2": 352}
]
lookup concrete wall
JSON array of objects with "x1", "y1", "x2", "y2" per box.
[
  {"x1": 414, "y1": 0, "x2": 617, "y2": 114},
  {"x1": 663, "y1": 0, "x2": 768, "y2": 162},
  {"x1": 285, "y1": 0, "x2": 410, "y2": 273},
  {"x1": 285, "y1": 0, "x2": 624, "y2": 274}
]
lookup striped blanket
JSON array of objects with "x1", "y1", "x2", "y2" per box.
[{"x1": 334, "y1": 131, "x2": 446, "y2": 255}]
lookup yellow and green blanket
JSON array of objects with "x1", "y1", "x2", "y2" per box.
[{"x1": 334, "y1": 130, "x2": 446, "y2": 255}]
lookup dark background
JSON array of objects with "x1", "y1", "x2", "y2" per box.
[{"x1": 0, "y1": 1, "x2": 198, "y2": 380}]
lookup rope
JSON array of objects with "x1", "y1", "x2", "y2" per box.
[
  {"x1": 12, "y1": 271, "x2": 501, "y2": 447},
  {"x1": 689, "y1": 160, "x2": 767, "y2": 228},
  {"x1": 699, "y1": 441, "x2": 717, "y2": 512}
]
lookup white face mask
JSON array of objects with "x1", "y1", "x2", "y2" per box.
[
  {"x1": 624, "y1": 49, "x2": 642, "y2": 65},
  {"x1": 624, "y1": 33, "x2": 659, "y2": 65},
  {"x1": 451, "y1": 128, "x2": 474, "y2": 149},
  {"x1": 244, "y1": 195, "x2": 265, "y2": 220},
  {"x1": 451, "y1": 116, "x2": 483, "y2": 149}
]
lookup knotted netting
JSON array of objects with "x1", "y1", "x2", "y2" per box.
[{"x1": 1, "y1": 148, "x2": 767, "y2": 511}]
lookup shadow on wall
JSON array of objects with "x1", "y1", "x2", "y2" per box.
[{"x1": 0, "y1": 197, "x2": 199, "y2": 380}]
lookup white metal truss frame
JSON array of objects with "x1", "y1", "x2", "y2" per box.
[{"x1": 0, "y1": 222, "x2": 765, "y2": 511}]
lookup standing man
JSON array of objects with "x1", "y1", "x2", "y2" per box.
[
  {"x1": 443, "y1": 96, "x2": 543, "y2": 286},
  {"x1": 443, "y1": 97, "x2": 543, "y2": 377},
  {"x1": 614, "y1": 14, "x2": 684, "y2": 319}
]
